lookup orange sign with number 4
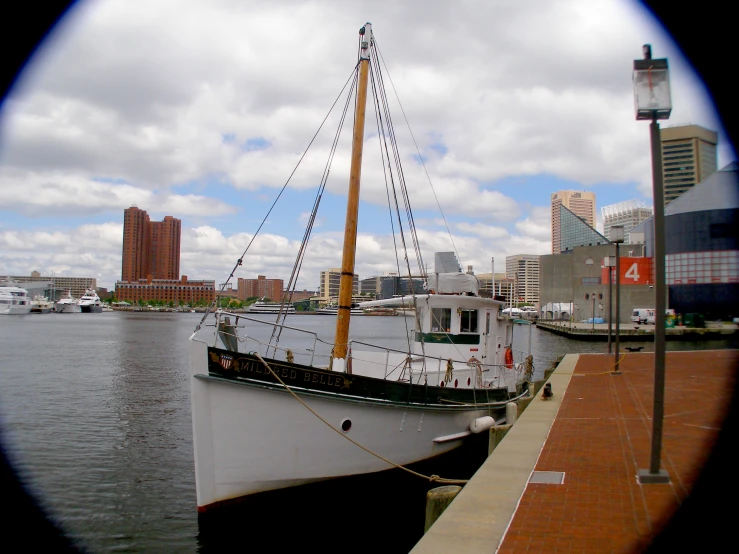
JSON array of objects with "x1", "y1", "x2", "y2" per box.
[{"x1": 601, "y1": 257, "x2": 653, "y2": 285}]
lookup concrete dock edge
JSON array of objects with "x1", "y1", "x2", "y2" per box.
[{"x1": 410, "y1": 354, "x2": 579, "y2": 553}]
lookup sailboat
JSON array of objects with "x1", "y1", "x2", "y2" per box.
[{"x1": 188, "y1": 23, "x2": 533, "y2": 512}]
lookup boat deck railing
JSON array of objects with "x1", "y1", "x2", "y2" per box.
[
  {"x1": 211, "y1": 311, "x2": 320, "y2": 366},
  {"x1": 209, "y1": 310, "x2": 533, "y2": 384},
  {"x1": 348, "y1": 339, "x2": 532, "y2": 383}
]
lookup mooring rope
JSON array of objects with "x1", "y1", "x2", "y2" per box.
[{"x1": 252, "y1": 352, "x2": 469, "y2": 485}]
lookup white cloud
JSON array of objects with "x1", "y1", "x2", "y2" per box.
[
  {"x1": 514, "y1": 206, "x2": 551, "y2": 243},
  {"x1": 0, "y1": 169, "x2": 236, "y2": 217}
]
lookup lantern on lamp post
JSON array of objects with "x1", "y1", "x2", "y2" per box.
[{"x1": 634, "y1": 44, "x2": 670, "y2": 484}]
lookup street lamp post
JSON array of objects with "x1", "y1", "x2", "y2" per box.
[
  {"x1": 611, "y1": 225, "x2": 625, "y2": 372},
  {"x1": 604, "y1": 255, "x2": 616, "y2": 353},
  {"x1": 633, "y1": 44, "x2": 670, "y2": 484},
  {"x1": 591, "y1": 293, "x2": 596, "y2": 331}
]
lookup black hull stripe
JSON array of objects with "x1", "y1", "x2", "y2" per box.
[{"x1": 206, "y1": 347, "x2": 515, "y2": 406}]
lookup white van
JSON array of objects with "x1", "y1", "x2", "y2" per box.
[
  {"x1": 632, "y1": 308, "x2": 652, "y2": 324},
  {"x1": 646, "y1": 309, "x2": 675, "y2": 324}
]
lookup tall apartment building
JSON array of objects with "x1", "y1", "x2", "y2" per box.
[
  {"x1": 601, "y1": 200, "x2": 653, "y2": 242},
  {"x1": 319, "y1": 268, "x2": 358, "y2": 301},
  {"x1": 237, "y1": 275, "x2": 284, "y2": 302},
  {"x1": 122, "y1": 206, "x2": 150, "y2": 282},
  {"x1": 505, "y1": 254, "x2": 540, "y2": 304},
  {"x1": 121, "y1": 206, "x2": 181, "y2": 282},
  {"x1": 551, "y1": 190, "x2": 596, "y2": 254},
  {"x1": 661, "y1": 124, "x2": 718, "y2": 205},
  {"x1": 149, "y1": 216, "x2": 181, "y2": 280}
]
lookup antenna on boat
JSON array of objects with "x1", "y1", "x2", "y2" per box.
[{"x1": 332, "y1": 22, "x2": 373, "y2": 371}]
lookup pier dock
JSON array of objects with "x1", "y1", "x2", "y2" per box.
[
  {"x1": 536, "y1": 320, "x2": 738, "y2": 341},
  {"x1": 412, "y1": 349, "x2": 738, "y2": 552}
]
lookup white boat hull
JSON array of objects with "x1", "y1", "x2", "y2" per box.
[
  {"x1": 55, "y1": 302, "x2": 81, "y2": 313},
  {"x1": 189, "y1": 338, "x2": 488, "y2": 511},
  {"x1": 0, "y1": 304, "x2": 32, "y2": 315}
]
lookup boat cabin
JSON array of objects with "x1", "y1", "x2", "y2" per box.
[{"x1": 355, "y1": 273, "x2": 519, "y2": 390}]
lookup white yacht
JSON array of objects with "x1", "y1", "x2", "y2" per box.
[
  {"x1": 315, "y1": 304, "x2": 364, "y2": 315},
  {"x1": 78, "y1": 289, "x2": 103, "y2": 313},
  {"x1": 0, "y1": 282, "x2": 32, "y2": 315},
  {"x1": 55, "y1": 291, "x2": 81, "y2": 313},
  {"x1": 30, "y1": 295, "x2": 54, "y2": 314},
  {"x1": 247, "y1": 300, "x2": 296, "y2": 314}
]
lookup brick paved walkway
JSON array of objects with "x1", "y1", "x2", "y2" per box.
[{"x1": 498, "y1": 350, "x2": 737, "y2": 553}]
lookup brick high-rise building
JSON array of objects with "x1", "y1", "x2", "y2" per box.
[
  {"x1": 122, "y1": 206, "x2": 150, "y2": 282},
  {"x1": 121, "y1": 207, "x2": 181, "y2": 282},
  {"x1": 237, "y1": 275, "x2": 284, "y2": 302},
  {"x1": 150, "y1": 216, "x2": 181, "y2": 280}
]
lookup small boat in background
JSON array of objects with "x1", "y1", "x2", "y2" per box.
[
  {"x1": 30, "y1": 295, "x2": 53, "y2": 314},
  {"x1": 55, "y1": 291, "x2": 81, "y2": 313},
  {"x1": 0, "y1": 281, "x2": 32, "y2": 315},
  {"x1": 79, "y1": 289, "x2": 103, "y2": 313},
  {"x1": 315, "y1": 304, "x2": 364, "y2": 315},
  {"x1": 247, "y1": 300, "x2": 296, "y2": 314}
]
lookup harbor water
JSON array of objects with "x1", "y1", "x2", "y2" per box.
[{"x1": 0, "y1": 312, "x2": 734, "y2": 552}]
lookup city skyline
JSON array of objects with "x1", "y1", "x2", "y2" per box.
[{"x1": 0, "y1": 1, "x2": 733, "y2": 290}]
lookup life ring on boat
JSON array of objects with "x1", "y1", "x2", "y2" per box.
[{"x1": 504, "y1": 347, "x2": 514, "y2": 369}]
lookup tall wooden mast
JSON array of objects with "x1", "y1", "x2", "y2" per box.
[{"x1": 333, "y1": 23, "x2": 372, "y2": 365}]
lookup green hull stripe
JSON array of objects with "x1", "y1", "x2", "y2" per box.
[{"x1": 415, "y1": 332, "x2": 480, "y2": 345}]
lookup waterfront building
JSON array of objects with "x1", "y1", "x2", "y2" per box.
[
  {"x1": 360, "y1": 274, "x2": 425, "y2": 300},
  {"x1": 641, "y1": 162, "x2": 739, "y2": 319},
  {"x1": 601, "y1": 200, "x2": 653, "y2": 243},
  {"x1": 216, "y1": 283, "x2": 239, "y2": 300},
  {"x1": 115, "y1": 276, "x2": 215, "y2": 305},
  {"x1": 122, "y1": 206, "x2": 181, "y2": 282},
  {"x1": 237, "y1": 275, "x2": 284, "y2": 302},
  {"x1": 558, "y1": 204, "x2": 610, "y2": 253},
  {"x1": 286, "y1": 289, "x2": 318, "y2": 302},
  {"x1": 0, "y1": 272, "x2": 96, "y2": 301},
  {"x1": 661, "y1": 124, "x2": 718, "y2": 205},
  {"x1": 476, "y1": 272, "x2": 515, "y2": 305},
  {"x1": 319, "y1": 268, "x2": 358, "y2": 302},
  {"x1": 505, "y1": 255, "x2": 540, "y2": 305},
  {"x1": 539, "y1": 244, "x2": 654, "y2": 323},
  {"x1": 551, "y1": 190, "x2": 596, "y2": 254}
]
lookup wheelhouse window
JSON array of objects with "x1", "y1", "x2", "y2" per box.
[
  {"x1": 460, "y1": 309, "x2": 478, "y2": 333},
  {"x1": 431, "y1": 308, "x2": 451, "y2": 333}
]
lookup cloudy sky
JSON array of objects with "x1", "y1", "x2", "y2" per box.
[{"x1": 0, "y1": 0, "x2": 733, "y2": 291}]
